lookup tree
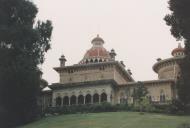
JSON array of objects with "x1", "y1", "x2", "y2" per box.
[
  {"x1": 132, "y1": 82, "x2": 148, "y2": 103},
  {"x1": 132, "y1": 82, "x2": 148, "y2": 112},
  {"x1": 164, "y1": 0, "x2": 190, "y2": 108},
  {"x1": 0, "y1": 0, "x2": 53, "y2": 127},
  {"x1": 40, "y1": 79, "x2": 49, "y2": 89}
]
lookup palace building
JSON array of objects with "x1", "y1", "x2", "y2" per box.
[{"x1": 42, "y1": 35, "x2": 184, "y2": 108}]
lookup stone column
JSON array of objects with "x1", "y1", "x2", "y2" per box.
[
  {"x1": 52, "y1": 99, "x2": 56, "y2": 107},
  {"x1": 107, "y1": 94, "x2": 111, "y2": 102},
  {"x1": 69, "y1": 97, "x2": 71, "y2": 106},
  {"x1": 84, "y1": 97, "x2": 86, "y2": 104},
  {"x1": 60, "y1": 97, "x2": 62, "y2": 107},
  {"x1": 110, "y1": 95, "x2": 113, "y2": 104},
  {"x1": 76, "y1": 96, "x2": 78, "y2": 105},
  {"x1": 99, "y1": 95, "x2": 101, "y2": 104},
  {"x1": 91, "y1": 95, "x2": 93, "y2": 104}
]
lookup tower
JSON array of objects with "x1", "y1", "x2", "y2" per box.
[{"x1": 59, "y1": 55, "x2": 67, "y2": 67}]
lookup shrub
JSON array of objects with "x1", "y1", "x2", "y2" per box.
[
  {"x1": 166, "y1": 99, "x2": 186, "y2": 115},
  {"x1": 177, "y1": 123, "x2": 190, "y2": 128}
]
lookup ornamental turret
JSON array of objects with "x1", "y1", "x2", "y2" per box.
[
  {"x1": 171, "y1": 43, "x2": 185, "y2": 57},
  {"x1": 153, "y1": 43, "x2": 184, "y2": 80},
  {"x1": 59, "y1": 55, "x2": 67, "y2": 67},
  {"x1": 110, "y1": 49, "x2": 117, "y2": 61}
]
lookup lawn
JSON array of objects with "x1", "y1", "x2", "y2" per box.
[{"x1": 20, "y1": 112, "x2": 190, "y2": 128}]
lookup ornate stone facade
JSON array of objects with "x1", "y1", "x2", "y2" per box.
[{"x1": 42, "y1": 36, "x2": 184, "y2": 108}]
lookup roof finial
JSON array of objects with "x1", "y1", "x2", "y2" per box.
[{"x1": 178, "y1": 43, "x2": 182, "y2": 48}]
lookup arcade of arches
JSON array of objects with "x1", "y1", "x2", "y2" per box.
[{"x1": 55, "y1": 92, "x2": 108, "y2": 106}]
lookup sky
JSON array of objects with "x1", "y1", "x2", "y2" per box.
[{"x1": 33, "y1": 0, "x2": 181, "y2": 84}]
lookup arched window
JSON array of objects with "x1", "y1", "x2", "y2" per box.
[
  {"x1": 101, "y1": 93, "x2": 107, "y2": 102},
  {"x1": 63, "y1": 96, "x2": 69, "y2": 106},
  {"x1": 85, "y1": 59, "x2": 89, "y2": 64},
  {"x1": 85, "y1": 94, "x2": 92, "y2": 104},
  {"x1": 70, "y1": 95, "x2": 76, "y2": 105},
  {"x1": 160, "y1": 95, "x2": 166, "y2": 103},
  {"x1": 56, "y1": 97, "x2": 62, "y2": 107},
  {"x1": 90, "y1": 59, "x2": 93, "y2": 63},
  {"x1": 160, "y1": 90, "x2": 166, "y2": 103},
  {"x1": 120, "y1": 93, "x2": 125, "y2": 104},
  {"x1": 95, "y1": 59, "x2": 98, "y2": 63},
  {"x1": 99, "y1": 59, "x2": 102, "y2": 62},
  {"x1": 78, "y1": 95, "x2": 84, "y2": 105},
  {"x1": 93, "y1": 93, "x2": 99, "y2": 104}
]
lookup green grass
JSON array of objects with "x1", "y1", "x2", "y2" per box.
[{"x1": 20, "y1": 112, "x2": 190, "y2": 128}]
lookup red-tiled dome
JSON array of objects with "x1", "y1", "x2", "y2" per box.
[
  {"x1": 84, "y1": 47, "x2": 110, "y2": 58},
  {"x1": 79, "y1": 35, "x2": 112, "y2": 64},
  {"x1": 171, "y1": 43, "x2": 184, "y2": 56}
]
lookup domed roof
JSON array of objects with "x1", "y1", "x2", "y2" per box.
[
  {"x1": 84, "y1": 47, "x2": 110, "y2": 59},
  {"x1": 79, "y1": 35, "x2": 112, "y2": 64},
  {"x1": 171, "y1": 43, "x2": 184, "y2": 56},
  {"x1": 91, "y1": 34, "x2": 104, "y2": 44}
]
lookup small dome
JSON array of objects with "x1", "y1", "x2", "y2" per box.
[
  {"x1": 171, "y1": 43, "x2": 184, "y2": 57},
  {"x1": 91, "y1": 34, "x2": 104, "y2": 46}
]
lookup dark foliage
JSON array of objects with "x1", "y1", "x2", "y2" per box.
[
  {"x1": 164, "y1": 0, "x2": 190, "y2": 112},
  {"x1": 0, "y1": 0, "x2": 53, "y2": 127},
  {"x1": 164, "y1": 0, "x2": 190, "y2": 42},
  {"x1": 45, "y1": 103, "x2": 129, "y2": 115},
  {"x1": 132, "y1": 82, "x2": 148, "y2": 103},
  {"x1": 176, "y1": 58, "x2": 190, "y2": 106},
  {"x1": 177, "y1": 123, "x2": 190, "y2": 128}
]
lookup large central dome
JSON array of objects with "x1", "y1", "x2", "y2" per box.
[{"x1": 79, "y1": 35, "x2": 114, "y2": 64}]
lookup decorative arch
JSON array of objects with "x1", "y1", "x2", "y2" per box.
[
  {"x1": 78, "y1": 95, "x2": 84, "y2": 105},
  {"x1": 101, "y1": 89, "x2": 106, "y2": 93},
  {"x1": 85, "y1": 94, "x2": 92, "y2": 104},
  {"x1": 86, "y1": 90, "x2": 91, "y2": 95},
  {"x1": 71, "y1": 91, "x2": 75, "y2": 95},
  {"x1": 56, "y1": 96, "x2": 62, "y2": 107},
  {"x1": 63, "y1": 96, "x2": 69, "y2": 106},
  {"x1": 160, "y1": 90, "x2": 166, "y2": 103},
  {"x1": 78, "y1": 91, "x2": 83, "y2": 95},
  {"x1": 101, "y1": 93, "x2": 107, "y2": 102},
  {"x1": 95, "y1": 59, "x2": 98, "y2": 63},
  {"x1": 85, "y1": 59, "x2": 89, "y2": 64},
  {"x1": 93, "y1": 89, "x2": 98, "y2": 94},
  {"x1": 120, "y1": 92, "x2": 125, "y2": 104},
  {"x1": 70, "y1": 95, "x2": 76, "y2": 105},
  {"x1": 93, "y1": 93, "x2": 99, "y2": 103}
]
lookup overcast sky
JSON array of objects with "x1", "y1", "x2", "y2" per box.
[{"x1": 33, "y1": 0, "x2": 181, "y2": 84}]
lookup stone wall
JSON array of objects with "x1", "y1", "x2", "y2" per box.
[
  {"x1": 158, "y1": 64, "x2": 180, "y2": 79},
  {"x1": 59, "y1": 66, "x2": 114, "y2": 84},
  {"x1": 144, "y1": 82, "x2": 173, "y2": 102},
  {"x1": 115, "y1": 80, "x2": 174, "y2": 104},
  {"x1": 59, "y1": 65, "x2": 128, "y2": 85},
  {"x1": 114, "y1": 66, "x2": 128, "y2": 85}
]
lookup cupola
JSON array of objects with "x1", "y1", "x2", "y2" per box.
[
  {"x1": 79, "y1": 35, "x2": 112, "y2": 64},
  {"x1": 171, "y1": 43, "x2": 185, "y2": 57}
]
